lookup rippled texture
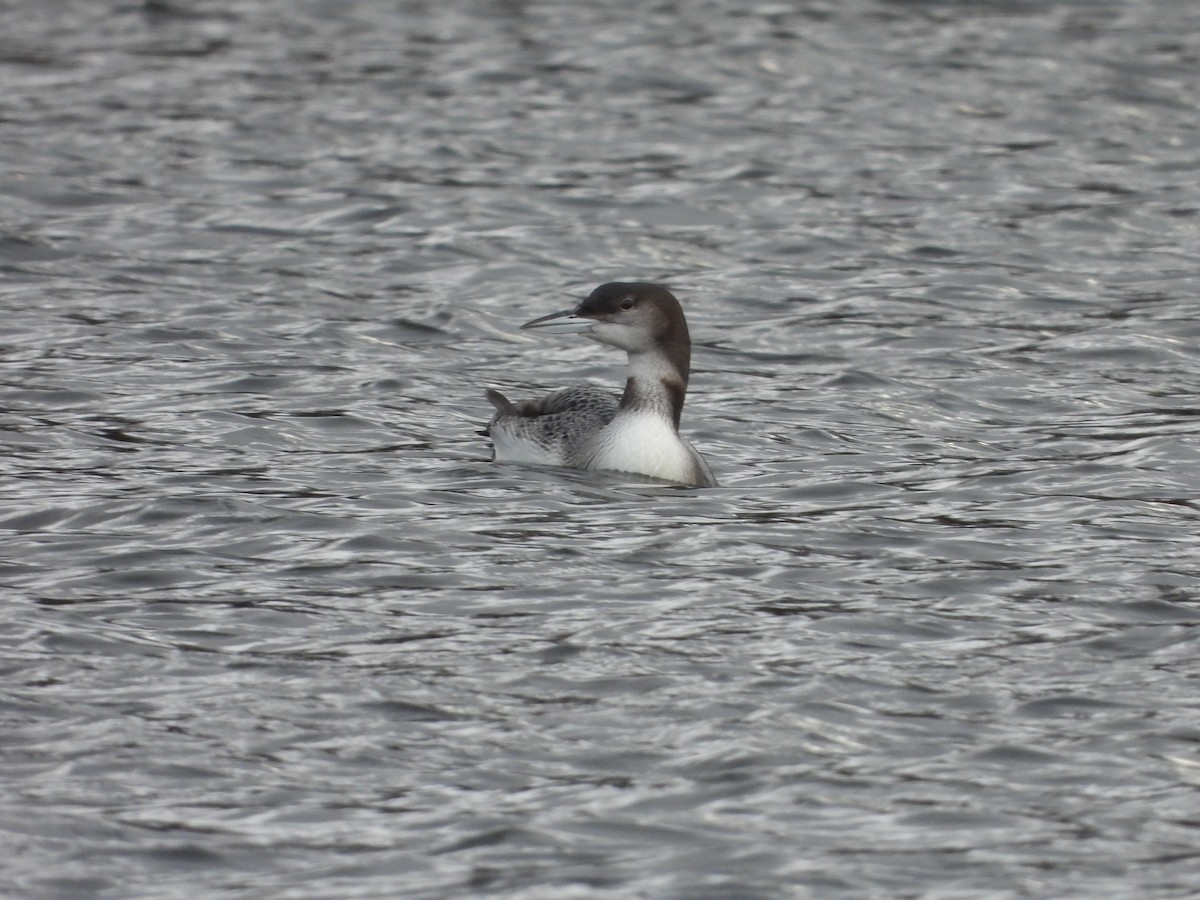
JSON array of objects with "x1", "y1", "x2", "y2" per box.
[{"x1": 3, "y1": 1, "x2": 1200, "y2": 896}]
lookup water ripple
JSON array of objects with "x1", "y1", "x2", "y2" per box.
[{"x1": 3, "y1": 0, "x2": 1200, "y2": 897}]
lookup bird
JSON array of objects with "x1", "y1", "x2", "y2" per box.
[{"x1": 485, "y1": 282, "x2": 718, "y2": 487}]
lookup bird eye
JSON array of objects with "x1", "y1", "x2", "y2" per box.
[{"x1": 620, "y1": 297, "x2": 634, "y2": 310}]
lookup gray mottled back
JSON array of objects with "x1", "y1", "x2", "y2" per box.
[{"x1": 487, "y1": 386, "x2": 618, "y2": 467}]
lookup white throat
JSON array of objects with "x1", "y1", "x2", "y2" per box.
[{"x1": 627, "y1": 349, "x2": 681, "y2": 384}]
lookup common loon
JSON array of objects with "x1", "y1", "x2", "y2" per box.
[{"x1": 486, "y1": 282, "x2": 718, "y2": 487}]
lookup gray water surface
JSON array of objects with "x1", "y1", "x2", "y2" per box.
[{"x1": 4, "y1": 1, "x2": 1200, "y2": 897}]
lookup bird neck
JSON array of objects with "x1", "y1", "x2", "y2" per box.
[{"x1": 619, "y1": 349, "x2": 689, "y2": 430}]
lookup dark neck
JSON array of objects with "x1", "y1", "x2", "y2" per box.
[{"x1": 618, "y1": 344, "x2": 690, "y2": 431}]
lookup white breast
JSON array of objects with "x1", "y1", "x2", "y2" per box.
[{"x1": 587, "y1": 411, "x2": 700, "y2": 484}]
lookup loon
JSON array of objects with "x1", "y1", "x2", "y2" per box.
[{"x1": 485, "y1": 282, "x2": 718, "y2": 487}]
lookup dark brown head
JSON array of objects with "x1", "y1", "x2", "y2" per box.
[{"x1": 572, "y1": 282, "x2": 691, "y2": 380}]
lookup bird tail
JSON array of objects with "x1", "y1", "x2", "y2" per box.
[{"x1": 485, "y1": 388, "x2": 518, "y2": 416}]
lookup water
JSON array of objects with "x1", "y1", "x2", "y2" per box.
[{"x1": 3, "y1": 0, "x2": 1200, "y2": 896}]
